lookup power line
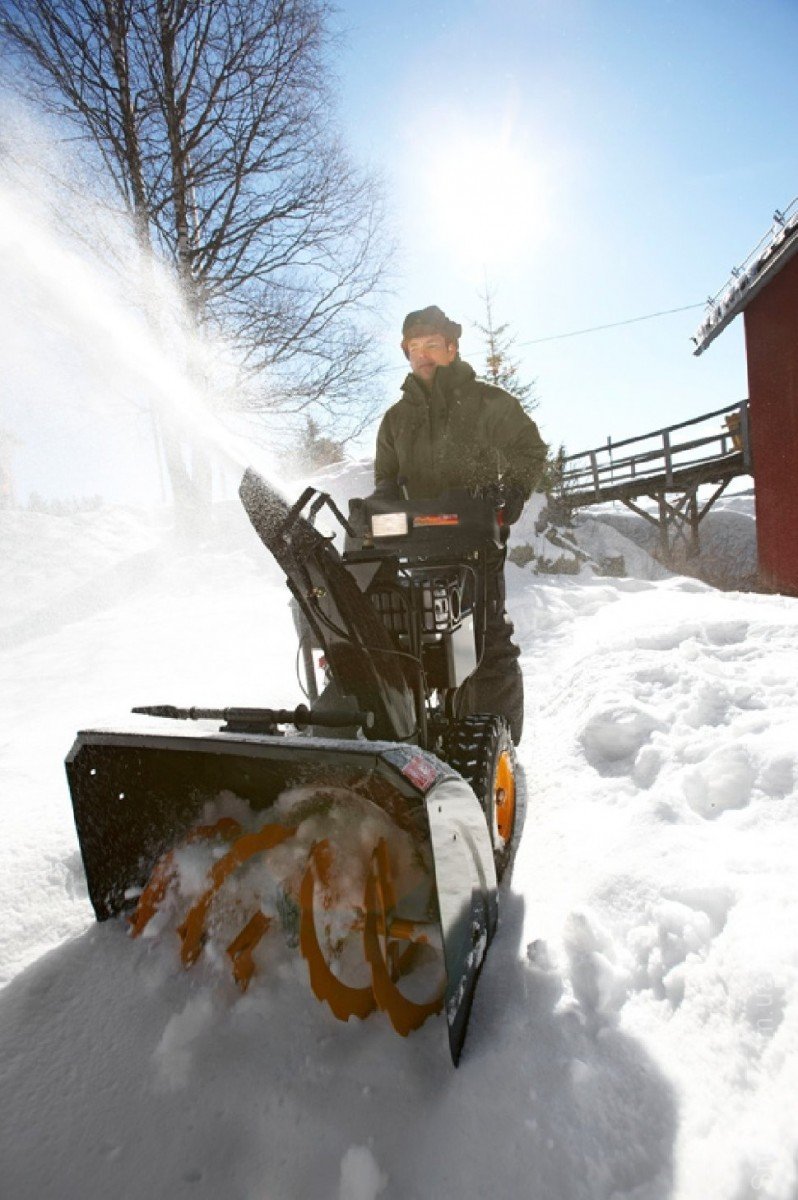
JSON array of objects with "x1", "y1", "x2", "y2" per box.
[{"x1": 517, "y1": 301, "x2": 706, "y2": 346}]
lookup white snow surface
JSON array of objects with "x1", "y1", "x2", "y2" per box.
[{"x1": 2, "y1": 486, "x2": 798, "y2": 1200}]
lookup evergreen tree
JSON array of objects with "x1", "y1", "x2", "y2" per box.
[
  {"x1": 473, "y1": 285, "x2": 569, "y2": 499},
  {"x1": 474, "y1": 284, "x2": 538, "y2": 413}
]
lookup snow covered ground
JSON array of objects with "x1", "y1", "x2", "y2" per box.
[{"x1": 1, "y1": 488, "x2": 797, "y2": 1200}]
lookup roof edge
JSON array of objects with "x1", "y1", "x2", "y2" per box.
[{"x1": 693, "y1": 210, "x2": 798, "y2": 356}]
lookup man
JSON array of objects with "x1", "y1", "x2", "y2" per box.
[{"x1": 374, "y1": 304, "x2": 547, "y2": 744}]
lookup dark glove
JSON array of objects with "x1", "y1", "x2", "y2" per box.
[
  {"x1": 500, "y1": 485, "x2": 527, "y2": 525},
  {"x1": 347, "y1": 497, "x2": 370, "y2": 534}
]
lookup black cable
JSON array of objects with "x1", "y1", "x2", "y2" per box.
[
  {"x1": 515, "y1": 301, "x2": 706, "y2": 346},
  {"x1": 295, "y1": 638, "x2": 310, "y2": 701}
]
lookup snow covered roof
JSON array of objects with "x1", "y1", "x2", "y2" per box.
[{"x1": 692, "y1": 197, "x2": 798, "y2": 356}]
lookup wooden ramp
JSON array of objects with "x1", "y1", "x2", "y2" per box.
[{"x1": 558, "y1": 401, "x2": 753, "y2": 559}]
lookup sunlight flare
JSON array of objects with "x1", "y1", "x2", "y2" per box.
[{"x1": 420, "y1": 131, "x2": 548, "y2": 271}]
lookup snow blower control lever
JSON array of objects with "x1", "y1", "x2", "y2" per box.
[{"x1": 132, "y1": 704, "x2": 375, "y2": 733}]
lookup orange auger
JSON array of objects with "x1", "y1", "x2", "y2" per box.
[
  {"x1": 128, "y1": 817, "x2": 244, "y2": 937},
  {"x1": 299, "y1": 837, "x2": 444, "y2": 1033},
  {"x1": 177, "y1": 823, "x2": 296, "y2": 967},
  {"x1": 299, "y1": 840, "x2": 376, "y2": 1021},
  {"x1": 226, "y1": 911, "x2": 273, "y2": 991},
  {"x1": 129, "y1": 820, "x2": 445, "y2": 1034},
  {"x1": 129, "y1": 819, "x2": 294, "y2": 990},
  {"x1": 363, "y1": 838, "x2": 444, "y2": 1036}
]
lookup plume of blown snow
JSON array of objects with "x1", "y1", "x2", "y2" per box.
[{"x1": 0, "y1": 97, "x2": 284, "y2": 508}]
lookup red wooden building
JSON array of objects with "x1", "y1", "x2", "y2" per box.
[{"x1": 693, "y1": 204, "x2": 798, "y2": 596}]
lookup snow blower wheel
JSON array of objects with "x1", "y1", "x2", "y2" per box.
[{"x1": 444, "y1": 716, "x2": 517, "y2": 878}]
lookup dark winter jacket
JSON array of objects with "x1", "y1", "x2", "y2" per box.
[{"x1": 374, "y1": 358, "x2": 547, "y2": 511}]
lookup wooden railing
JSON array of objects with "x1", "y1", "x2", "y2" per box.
[{"x1": 559, "y1": 400, "x2": 751, "y2": 504}]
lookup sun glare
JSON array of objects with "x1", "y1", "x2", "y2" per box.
[{"x1": 422, "y1": 134, "x2": 547, "y2": 273}]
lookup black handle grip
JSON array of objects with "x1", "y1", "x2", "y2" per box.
[{"x1": 132, "y1": 704, "x2": 374, "y2": 730}]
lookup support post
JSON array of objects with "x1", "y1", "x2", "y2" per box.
[
  {"x1": 663, "y1": 430, "x2": 673, "y2": 485},
  {"x1": 688, "y1": 490, "x2": 700, "y2": 557},
  {"x1": 589, "y1": 451, "x2": 600, "y2": 500},
  {"x1": 657, "y1": 492, "x2": 670, "y2": 558}
]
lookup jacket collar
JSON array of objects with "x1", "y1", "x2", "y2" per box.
[{"x1": 400, "y1": 358, "x2": 477, "y2": 405}]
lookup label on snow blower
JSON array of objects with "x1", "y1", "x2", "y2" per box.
[
  {"x1": 382, "y1": 746, "x2": 446, "y2": 794},
  {"x1": 371, "y1": 512, "x2": 409, "y2": 537},
  {"x1": 401, "y1": 754, "x2": 440, "y2": 792},
  {"x1": 413, "y1": 514, "x2": 459, "y2": 527}
]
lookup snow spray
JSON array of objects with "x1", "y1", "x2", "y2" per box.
[{"x1": 0, "y1": 113, "x2": 286, "y2": 509}]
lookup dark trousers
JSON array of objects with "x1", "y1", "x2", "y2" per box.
[{"x1": 461, "y1": 543, "x2": 525, "y2": 744}]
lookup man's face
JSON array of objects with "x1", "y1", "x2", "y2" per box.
[{"x1": 404, "y1": 333, "x2": 457, "y2": 383}]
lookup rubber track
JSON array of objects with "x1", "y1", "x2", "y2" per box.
[{"x1": 443, "y1": 714, "x2": 514, "y2": 877}]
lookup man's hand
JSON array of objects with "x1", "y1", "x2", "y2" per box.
[
  {"x1": 501, "y1": 485, "x2": 527, "y2": 525},
  {"x1": 370, "y1": 479, "x2": 403, "y2": 502},
  {"x1": 481, "y1": 482, "x2": 526, "y2": 525},
  {"x1": 347, "y1": 497, "x2": 370, "y2": 534}
]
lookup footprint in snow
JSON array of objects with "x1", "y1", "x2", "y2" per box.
[
  {"x1": 563, "y1": 911, "x2": 629, "y2": 1025},
  {"x1": 682, "y1": 744, "x2": 755, "y2": 819},
  {"x1": 579, "y1": 704, "x2": 664, "y2": 778}
]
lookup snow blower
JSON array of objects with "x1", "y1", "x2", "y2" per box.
[{"x1": 65, "y1": 468, "x2": 518, "y2": 1064}]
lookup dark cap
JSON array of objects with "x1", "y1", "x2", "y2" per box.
[{"x1": 401, "y1": 305, "x2": 462, "y2": 344}]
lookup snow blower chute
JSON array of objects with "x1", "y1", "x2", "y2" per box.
[{"x1": 65, "y1": 469, "x2": 519, "y2": 1064}]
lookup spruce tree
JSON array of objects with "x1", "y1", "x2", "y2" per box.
[{"x1": 474, "y1": 284, "x2": 538, "y2": 413}]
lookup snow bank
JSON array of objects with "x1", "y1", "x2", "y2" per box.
[
  {"x1": 507, "y1": 573, "x2": 798, "y2": 1199},
  {"x1": 582, "y1": 491, "x2": 758, "y2": 590},
  {"x1": 0, "y1": 499, "x2": 291, "y2": 984}
]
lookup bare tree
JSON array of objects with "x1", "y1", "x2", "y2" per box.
[
  {"x1": 0, "y1": 0, "x2": 389, "y2": 437},
  {"x1": 474, "y1": 282, "x2": 538, "y2": 414},
  {"x1": 0, "y1": 1, "x2": 153, "y2": 246}
]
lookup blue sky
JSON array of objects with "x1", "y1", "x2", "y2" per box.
[{"x1": 330, "y1": 0, "x2": 798, "y2": 458}]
